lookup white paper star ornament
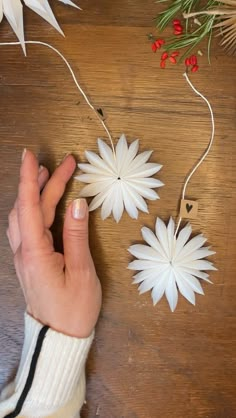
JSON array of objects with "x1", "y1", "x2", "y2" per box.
[
  {"x1": 76, "y1": 134, "x2": 164, "y2": 222},
  {"x1": 128, "y1": 217, "x2": 216, "y2": 311},
  {"x1": 0, "y1": 0, "x2": 81, "y2": 53}
]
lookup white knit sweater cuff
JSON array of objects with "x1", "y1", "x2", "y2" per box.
[{"x1": 14, "y1": 313, "x2": 94, "y2": 416}]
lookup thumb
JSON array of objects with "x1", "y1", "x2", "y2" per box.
[{"x1": 63, "y1": 198, "x2": 91, "y2": 272}]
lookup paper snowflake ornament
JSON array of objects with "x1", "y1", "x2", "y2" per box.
[
  {"x1": 0, "y1": 0, "x2": 81, "y2": 54},
  {"x1": 76, "y1": 134, "x2": 164, "y2": 222},
  {"x1": 128, "y1": 217, "x2": 216, "y2": 311}
]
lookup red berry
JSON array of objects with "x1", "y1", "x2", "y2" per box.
[
  {"x1": 191, "y1": 65, "x2": 199, "y2": 73},
  {"x1": 173, "y1": 19, "x2": 181, "y2": 26},
  {"x1": 158, "y1": 39, "x2": 165, "y2": 46},
  {"x1": 152, "y1": 43, "x2": 157, "y2": 52},
  {"x1": 174, "y1": 30, "x2": 182, "y2": 35},
  {"x1": 185, "y1": 58, "x2": 191, "y2": 66},
  {"x1": 190, "y1": 55, "x2": 197, "y2": 65},
  {"x1": 169, "y1": 56, "x2": 177, "y2": 64},
  {"x1": 171, "y1": 51, "x2": 179, "y2": 57},
  {"x1": 161, "y1": 52, "x2": 168, "y2": 60},
  {"x1": 160, "y1": 60, "x2": 166, "y2": 69},
  {"x1": 174, "y1": 24, "x2": 183, "y2": 32}
]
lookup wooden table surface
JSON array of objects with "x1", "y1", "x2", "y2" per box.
[{"x1": 0, "y1": 1, "x2": 236, "y2": 417}]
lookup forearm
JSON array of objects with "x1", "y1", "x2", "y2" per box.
[{"x1": 0, "y1": 314, "x2": 94, "y2": 418}]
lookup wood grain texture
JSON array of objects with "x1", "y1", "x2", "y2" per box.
[{"x1": 0, "y1": 1, "x2": 236, "y2": 417}]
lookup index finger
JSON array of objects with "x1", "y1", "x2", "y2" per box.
[{"x1": 18, "y1": 149, "x2": 45, "y2": 250}]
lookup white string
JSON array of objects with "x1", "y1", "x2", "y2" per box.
[
  {"x1": 0, "y1": 43, "x2": 215, "y2": 231},
  {"x1": 175, "y1": 72, "x2": 215, "y2": 236},
  {"x1": 0, "y1": 40, "x2": 115, "y2": 154}
]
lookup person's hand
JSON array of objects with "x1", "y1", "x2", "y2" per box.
[{"x1": 6, "y1": 149, "x2": 102, "y2": 338}]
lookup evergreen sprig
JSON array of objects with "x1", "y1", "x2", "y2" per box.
[
  {"x1": 155, "y1": 0, "x2": 219, "y2": 61},
  {"x1": 155, "y1": 0, "x2": 200, "y2": 30}
]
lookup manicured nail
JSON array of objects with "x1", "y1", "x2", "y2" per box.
[
  {"x1": 63, "y1": 153, "x2": 71, "y2": 161},
  {"x1": 22, "y1": 148, "x2": 27, "y2": 162},
  {"x1": 72, "y1": 198, "x2": 87, "y2": 220},
  {"x1": 39, "y1": 165, "x2": 44, "y2": 173}
]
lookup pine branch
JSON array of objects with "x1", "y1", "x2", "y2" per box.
[
  {"x1": 163, "y1": 15, "x2": 216, "y2": 61},
  {"x1": 155, "y1": 0, "x2": 201, "y2": 30},
  {"x1": 155, "y1": 0, "x2": 219, "y2": 61}
]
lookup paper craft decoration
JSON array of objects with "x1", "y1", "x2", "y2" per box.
[
  {"x1": 0, "y1": 40, "x2": 217, "y2": 311},
  {"x1": 0, "y1": 0, "x2": 81, "y2": 54},
  {"x1": 128, "y1": 218, "x2": 216, "y2": 311},
  {"x1": 0, "y1": 39, "x2": 164, "y2": 224},
  {"x1": 128, "y1": 73, "x2": 217, "y2": 311},
  {"x1": 76, "y1": 135, "x2": 164, "y2": 222},
  {"x1": 0, "y1": 39, "x2": 163, "y2": 222}
]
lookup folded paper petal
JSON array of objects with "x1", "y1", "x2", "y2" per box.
[
  {"x1": 0, "y1": 2, "x2": 3, "y2": 23},
  {"x1": 58, "y1": 0, "x2": 82, "y2": 10},
  {"x1": 122, "y1": 185, "x2": 139, "y2": 219},
  {"x1": 3, "y1": 0, "x2": 26, "y2": 54},
  {"x1": 165, "y1": 270, "x2": 178, "y2": 312},
  {"x1": 152, "y1": 269, "x2": 170, "y2": 305},
  {"x1": 24, "y1": 0, "x2": 64, "y2": 36}
]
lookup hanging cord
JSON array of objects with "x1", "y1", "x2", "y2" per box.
[
  {"x1": 175, "y1": 72, "x2": 215, "y2": 236},
  {"x1": 0, "y1": 40, "x2": 115, "y2": 154}
]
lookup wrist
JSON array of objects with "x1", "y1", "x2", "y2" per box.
[
  {"x1": 3, "y1": 313, "x2": 94, "y2": 417},
  {"x1": 29, "y1": 310, "x2": 97, "y2": 339}
]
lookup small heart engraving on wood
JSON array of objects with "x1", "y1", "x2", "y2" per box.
[
  {"x1": 180, "y1": 199, "x2": 198, "y2": 219},
  {"x1": 186, "y1": 203, "x2": 193, "y2": 213}
]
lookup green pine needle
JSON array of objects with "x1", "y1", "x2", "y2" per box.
[
  {"x1": 164, "y1": 15, "x2": 216, "y2": 61},
  {"x1": 155, "y1": 0, "x2": 200, "y2": 30}
]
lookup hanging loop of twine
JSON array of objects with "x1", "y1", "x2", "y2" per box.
[
  {"x1": 175, "y1": 72, "x2": 215, "y2": 236},
  {"x1": 0, "y1": 40, "x2": 115, "y2": 154}
]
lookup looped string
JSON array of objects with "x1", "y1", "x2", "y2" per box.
[
  {"x1": 175, "y1": 72, "x2": 215, "y2": 236},
  {"x1": 0, "y1": 40, "x2": 115, "y2": 154},
  {"x1": 0, "y1": 42, "x2": 215, "y2": 230}
]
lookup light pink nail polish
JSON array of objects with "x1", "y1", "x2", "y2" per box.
[
  {"x1": 63, "y1": 153, "x2": 71, "y2": 162},
  {"x1": 22, "y1": 148, "x2": 27, "y2": 162},
  {"x1": 39, "y1": 165, "x2": 44, "y2": 173},
  {"x1": 72, "y1": 199, "x2": 87, "y2": 220}
]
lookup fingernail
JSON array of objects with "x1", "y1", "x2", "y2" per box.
[
  {"x1": 39, "y1": 165, "x2": 44, "y2": 173},
  {"x1": 22, "y1": 148, "x2": 27, "y2": 162},
  {"x1": 72, "y1": 198, "x2": 87, "y2": 220},
  {"x1": 63, "y1": 153, "x2": 71, "y2": 162}
]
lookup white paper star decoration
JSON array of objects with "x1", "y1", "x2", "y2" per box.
[
  {"x1": 128, "y1": 217, "x2": 216, "y2": 311},
  {"x1": 0, "y1": 0, "x2": 81, "y2": 54},
  {"x1": 76, "y1": 134, "x2": 164, "y2": 222}
]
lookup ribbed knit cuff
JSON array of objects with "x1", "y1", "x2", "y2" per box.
[{"x1": 15, "y1": 313, "x2": 94, "y2": 417}]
